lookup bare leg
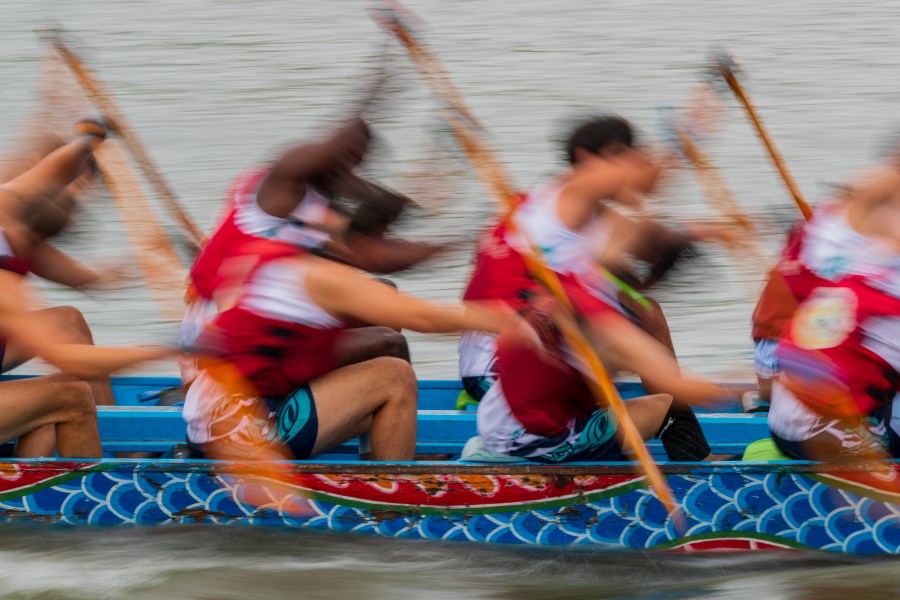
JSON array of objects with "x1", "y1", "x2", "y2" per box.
[
  {"x1": 618, "y1": 394, "x2": 673, "y2": 451},
  {"x1": 14, "y1": 424, "x2": 55, "y2": 457},
  {"x1": 309, "y1": 356, "x2": 417, "y2": 460},
  {"x1": 0, "y1": 375, "x2": 101, "y2": 458},
  {"x1": 334, "y1": 326, "x2": 411, "y2": 366},
  {"x1": 2, "y1": 306, "x2": 115, "y2": 406}
]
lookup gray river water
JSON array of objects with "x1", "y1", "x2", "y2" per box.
[{"x1": 2, "y1": 0, "x2": 900, "y2": 597}]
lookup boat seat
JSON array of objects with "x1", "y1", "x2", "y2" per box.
[{"x1": 87, "y1": 407, "x2": 770, "y2": 458}]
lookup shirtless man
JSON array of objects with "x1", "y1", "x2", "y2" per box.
[{"x1": 471, "y1": 115, "x2": 730, "y2": 463}]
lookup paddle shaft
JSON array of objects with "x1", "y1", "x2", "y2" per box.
[
  {"x1": 45, "y1": 33, "x2": 206, "y2": 248},
  {"x1": 378, "y1": 11, "x2": 679, "y2": 517},
  {"x1": 722, "y1": 70, "x2": 812, "y2": 221},
  {"x1": 95, "y1": 141, "x2": 187, "y2": 320},
  {"x1": 673, "y1": 126, "x2": 768, "y2": 281}
]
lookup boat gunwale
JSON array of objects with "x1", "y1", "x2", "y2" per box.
[{"x1": 0, "y1": 457, "x2": 896, "y2": 476}]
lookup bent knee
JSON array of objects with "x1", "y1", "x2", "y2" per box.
[
  {"x1": 54, "y1": 306, "x2": 94, "y2": 343},
  {"x1": 56, "y1": 381, "x2": 96, "y2": 417},
  {"x1": 368, "y1": 327, "x2": 411, "y2": 362},
  {"x1": 645, "y1": 393, "x2": 674, "y2": 412},
  {"x1": 370, "y1": 356, "x2": 417, "y2": 395}
]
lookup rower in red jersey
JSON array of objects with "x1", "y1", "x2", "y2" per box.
[
  {"x1": 468, "y1": 115, "x2": 733, "y2": 464},
  {"x1": 180, "y1": 118, "x2": 449, "y2": 384},
  {"x1": 184, "y1": 243, "x2": 534, "y2": 461},
  {"x1": 765, "y1": 141, "x2": 900, "y2": 460},
  {"x1": 752, "y1": 138, "x2": 900, "y2": 409}
]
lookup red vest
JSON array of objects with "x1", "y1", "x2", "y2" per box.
[
  {"x1": 200, "y1": 306, "x2": 341, "y2": 398},
  {"x1": 189, "y1": 168, "x2": 270, "y2": 301},
  {"x1": 776, "y1": 275, "x2": 900, "y2": 418},
  {"x1": 495, "y1": 311, "x2": 597, "y2": 437},
  {"x1": 462, "y1": 217, "x2": 534, "y2": 308},
  {"x1": 751, "y1": 222, "x2": 824, "y2": 340}
]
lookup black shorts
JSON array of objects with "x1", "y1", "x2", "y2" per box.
[{"x1": 264, "y1": 384, "x2": 320, "y2": 460}]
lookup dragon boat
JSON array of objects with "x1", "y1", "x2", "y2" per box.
[{"x1": 0, "y1": 375, "x2": 898, "y2": 556}]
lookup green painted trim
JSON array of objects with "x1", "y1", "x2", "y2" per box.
[
  {"x1": 0, "y1": 463, "x2": 115, "y2": 502},
  {"x1": 809, "y1": 473, "x2": 900, "y2": 505},
  {"x1": 654, "y1": 530, "x2": 814, "y2": 550},
  {"x1": 267, "y1": 477, "x2": 649, "y2": 517}
]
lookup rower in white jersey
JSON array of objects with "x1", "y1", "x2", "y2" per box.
[
  {"x1": 466, "y1": 115, "x2": 732, "y2": 463},
  {"x1": 458, "y1": 116, "x2": 686, "y2": 405}
]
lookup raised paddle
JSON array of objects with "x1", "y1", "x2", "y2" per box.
[
  {"x1": 39, "y1": 28, "x2": 206, "y2": 248},
  {"x1": 371, "y1": 0, "x2": 682, "y2": 521},
  {"x1": 658, "y1": 107, "x2": 768, "y2": 282},
  {"x1": 95, "y1": 140, "x2": 187, "y2": 320},
  {"x1": 712, "y1": 50, "x2": 813, "y2": 221}
]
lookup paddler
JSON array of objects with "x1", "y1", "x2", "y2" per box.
[
  {"x1": 0, "y1": 120, "x2": 136, "y2": 407},
  {"x1": 0, "y1": 121, "x2": 175, "y2": 457},
  {"x1": 183, "y1": 237, "x2": 535, "y2": 461},
  {"x1": 180, "y1": 117, "x2": 449, "y2": 385},
  {"x1": 467, "y1": 115, "x2": 732, "y2": 463},
  {"x1": 765, "y1": 139, "x2": 900, "y2": 460}
]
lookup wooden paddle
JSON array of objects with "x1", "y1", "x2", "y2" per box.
[
  {"x1": 712, "y1": 51, "x2": 813, "y2": 221},
  {"x1": 372, "y1": 0, "x2": 681, "y2": 520},
  {"x1": 40, "y1": 29, "x2": 206, "y2": 248},
  {"x1": 659, "y1": 108, "x2": 768, "y2": 282},
  {"x1": 95, "y1": 141, "x2": 187, "y2": 320}
]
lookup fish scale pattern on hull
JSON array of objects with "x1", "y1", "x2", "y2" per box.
[{"x1": 0, "y1": 462, "x2": 898, "y2": 555}]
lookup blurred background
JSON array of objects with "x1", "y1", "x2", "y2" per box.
[{"x1": 2, "y1": 1, "x2": 900, "y2": 597}]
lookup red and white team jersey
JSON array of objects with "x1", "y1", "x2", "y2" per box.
[
  {"x1": 458, "y1": 219, "x2": 532, "y2": 379},
  {"x1": 180, "y1": 167, "x2": 335, "y2": 380},
  {"x1": 183, "y1": 257, "x2": 346, "y2": 445},
  {"x1": 753, "y1": 203, "x2": 897, "y2": 341},
  {"x1": 459, "y1": 182, "x2": 623, "y2": 381},
  {"x1": 769, "y1": 270, "x2": 900, "y2": 442}
]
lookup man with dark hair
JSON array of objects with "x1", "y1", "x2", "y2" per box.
[{"x1": 466, "y1": 114, "x2": 728, "y2": 463}]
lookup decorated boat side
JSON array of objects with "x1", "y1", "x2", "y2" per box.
[{"x1": 0, "y1": 376, "x2": 898, "y2": 555}]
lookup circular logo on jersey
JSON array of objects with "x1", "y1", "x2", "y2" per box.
[{"x1": 792, "y1": 287, "x2": 857, "y2": 349}]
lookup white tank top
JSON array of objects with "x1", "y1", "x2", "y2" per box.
[
  {"x1": 510, "y1": 179, "x2": 611, "y2": 276},
  {"x1": 234, "y1": 180, "x2": 332, "y2": 250},
  {"x1": 239, "y1": 260, "x2": 342, "y2": 328},
  {"x1": 801, "y1": 206, "x2": 895, "y2": 281}
]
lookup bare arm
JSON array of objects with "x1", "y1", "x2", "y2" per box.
[
  {"x1": 304, "y1": 256, "x2": 513, "y2": 334},
  {"x1": 28, "y1": 242, "x2": 102, "y2": 289},
  {"x1": 259, "y1": 119, "x2": 370, "y2": 218},
  {"x1": 0, "y1": 271, "x2": 173, "y2": 378},
  {"x1": 559, "y1": 150, "x2": 664, "y2": 230},
  {"x1": 588, "y1": 313, "x2": 730, "y2": 408}
]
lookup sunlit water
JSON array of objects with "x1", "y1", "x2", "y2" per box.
[{"x1": 2, "y1": 0, "x2": 900, "y2": 597}]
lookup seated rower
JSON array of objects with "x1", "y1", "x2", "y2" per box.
[
  {"x1": 458, "y1": 116, "x2": 708, "y2": 404},
  {"x1": 767, "y1": 146, "x2": 900, "y2": 461},
  {"x1": 181, "y1": 118, "x2": 447, "y2": 384},
  {"x1": 184, "y1": 247, "x2": 533, "y2": 461},
  {"x1": 470, "y1": 114, "x2": 730, "y2": 462},
  {"x1": 0, "y1": 136, "x2": 173, "y2": 456},
  {"x1": 0, "y1": 121, "x2": 128, "y2": 412},
  {"x1": 751, "y1": 138, "x2": 900, "y2": 410}
]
